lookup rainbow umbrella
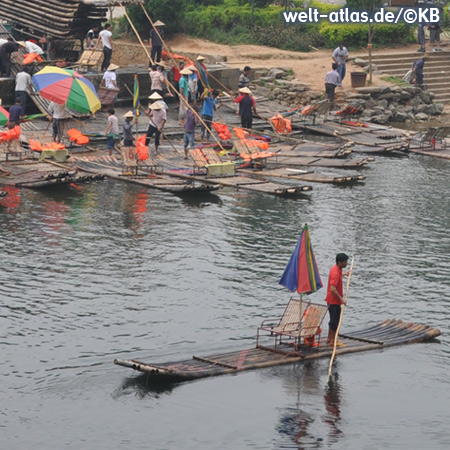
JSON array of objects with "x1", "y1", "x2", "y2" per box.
[
  {"x1": 279, "y1": 224, "x2": 323, "y2": 295},
  {"x1": 32, "y1": 66, "x2": 101, "y2": 114},
  {"x1": 0, "y1": 105, "x2": 9, "y2": 127}
]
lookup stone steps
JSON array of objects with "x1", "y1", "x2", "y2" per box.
[{"x1": 354, "y1": 51, "x2": 450, "y2": 103}]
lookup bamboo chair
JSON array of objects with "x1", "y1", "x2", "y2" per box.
[
  {"x1": 256, "y1": 298, "x2": 329, "y2": 352},
  {"x1": 189, "y1": 147, "x2": 235, "y2": 176},
  {"x1": 72, "y1": 49, "x2": 103, "y2": 73}
]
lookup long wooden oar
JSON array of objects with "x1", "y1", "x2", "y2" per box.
[{"x1": 327, "y1": 256, "x2": 355, "y2": 382}]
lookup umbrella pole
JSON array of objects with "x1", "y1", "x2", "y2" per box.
[{"x1": 327, "y1": 256, "x2": 355, "y2": 382}]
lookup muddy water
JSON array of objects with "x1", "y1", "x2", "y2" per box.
[{"x1": 1, "y1": 152, "x2": 449, "y2": 449}]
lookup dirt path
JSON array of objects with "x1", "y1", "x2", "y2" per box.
[{"x1": 166, "y1": 34, "x2": 425, "y2": 91}]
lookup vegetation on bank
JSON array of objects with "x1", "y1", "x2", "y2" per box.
[{"x1": 121, "y1": 0, "x2": 416, "y2": 52}]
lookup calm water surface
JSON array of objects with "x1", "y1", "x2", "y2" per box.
[{"x1": 1, "y1": 152, "x2": 449, "y2": 449}]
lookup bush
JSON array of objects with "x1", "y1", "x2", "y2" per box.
[
  {"x1": 319, "y1": 22, "x2": 415, "y2": 48},
  {"x1": 252, "y1": 25, "x2": 326, "y2": 52}
]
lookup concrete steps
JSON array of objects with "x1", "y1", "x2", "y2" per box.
[{"x1": 355, "y1": 51, "x2": 450, "y2": 103}]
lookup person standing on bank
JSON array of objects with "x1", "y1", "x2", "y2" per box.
[
  {"x1": 96, "y1": 23, "x2": 114, "y2": 72},
  {"x1": 238, "y1": 66, "x2": 252, "y2": 89},
  {"x1": 324, "y1": 63, "x2": 341, "y2": 106},
  {"x1": 332, "y1": 42, "x2": 349, "y2": 85},
  {"x1": 149, "y1": 20, "x2": 165, "y2": 63},
  {"x1": 325, "y1": 253, "x2": 350, "y2": 347},
  {"x1": 234, "y1": 87, "x2": 257, "y2": 130}
]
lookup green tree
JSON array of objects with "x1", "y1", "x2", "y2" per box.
[{"x1": 128, "y1": 0, "x2": 187, "y2": 35}]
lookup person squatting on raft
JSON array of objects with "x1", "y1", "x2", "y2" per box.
[{"x1": 325, "y1": 253, "x2": 350, "y2": 347}]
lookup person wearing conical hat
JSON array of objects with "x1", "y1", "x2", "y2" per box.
[
  {"x1": 148, "y1": 92, "x2": 168, "y2": 113},
  {"x1": 196, "y1": 56, "x2": 208, "y2": 100},
  {"x1": 122, "y1": 111, "x2": 137, "y2": 172},
  {"x1": 101, "y1": 63, "x2": 119, "y2": 108},
  {"x1": 234, "y1": 87, "x2": 257, "y2": 130},
  {"x1": 178, "y1": 68, "x2": 192, "y2": 125},
  {"x1": 145, "y1": 101, "x2": 167, "y2": 153},
  {"x1": 149, "y1": 20, "x2": 165, "y2": 63},
  {"x1": 186, "y1": 65, "x2": 198, "y2": 103}
]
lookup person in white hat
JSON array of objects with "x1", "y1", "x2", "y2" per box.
[
  {"x1": 234, "y1": 87, "x2": 257, "y2": 130},
  {"x1": 148, "y1": 92, "x2": 168, "y2": 112},
  {"x1": 186, "y1": 65, "x2": 198, "y2": 103},
  {"x1": 145, "y1": 102, "x2": 167, "y2": 153},
  {"x1": 196, "y1": 56, "x2": 208, "y2": 99},
  {"x1": 178, "y1": 68, "x2": 192, "y2": 125},
  {"x1": 149, "y1": 20, "x2": 165, "y2": 63},
  {"x1": 101, "y1": 63, "x2": 119, "y2": 108},
  {"x1": 122, "y1": 111, "x2": 137, "y2": 172}
]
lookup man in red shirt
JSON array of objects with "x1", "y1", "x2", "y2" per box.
[{"x1": 325, "y1": 253, "x2": 349, "y2": 346}]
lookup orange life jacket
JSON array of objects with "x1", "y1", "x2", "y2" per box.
[
  {"x1": 212, "y1": 122, "x2": 231, "y2": 140},
  {"x1": 135, "y1": 135, "x2": 148, "y2": 161},
  {"x1": 23, "y1": 53, "x2": 44, "y2": 65},
  {"x1": 270, "y1": 114, "x2": 292, "y2": 134},
  {"x1": 0, "y1": 126, "x2": 21, "y2": 143},
  {"x1": 67, "y1": 128, "x2": 89, "y2": 145},
  {"x1": 28, "y1": 139, "x2": 65, "y2": 151}
]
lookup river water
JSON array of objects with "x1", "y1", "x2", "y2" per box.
[{"x1": 1, "y1": 152, "x2": 449, "y2": 449}]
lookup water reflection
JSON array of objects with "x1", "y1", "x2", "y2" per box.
[
  {"x1": 324, "y1": 373, "x2": 343, "y2": 445},
  {"x1": 274, "y1": 361, "x2": 344, "y2": 449},
  {"x1": 113, "y1": 373, "x2": 179, "y2": 399}
]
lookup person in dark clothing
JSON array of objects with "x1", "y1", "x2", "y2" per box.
[
  {"x1": 149, "y1": 21, "x2": 165, "y2": 63},
  {"x1": 233, "y1": 87, "x2": 257, "y2": 129},
  {"x1": 413, "y1": 56, "x2": 426, "y2": 85},
  {"x1": 7, "y1": 98, "x2": 24, "y2": 129},
  {"x1": 0, "y1": 39, "x2": 21, "y2": 78}
]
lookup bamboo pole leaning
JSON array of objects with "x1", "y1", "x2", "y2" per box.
[
  {"x1": 119, "y1": 2, "x2": 153, "y2": 65},
  {"x1": 327, "y1": 256, "x2": 355, "y2": 382}
]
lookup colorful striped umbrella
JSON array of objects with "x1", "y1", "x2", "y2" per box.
[
  {"x1": 32, "y1": 66, "x2": 101, "y2": 114},
  {"x1": 279, "y1": 224, "x2": 323, "y2": 294},
  {"x1": 0, "y1": 105, "x2": 9, "y2": 127}
]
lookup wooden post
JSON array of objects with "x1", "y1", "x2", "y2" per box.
[{"x1": 327, "y1": 256, "x2": 355, "y2": 382}]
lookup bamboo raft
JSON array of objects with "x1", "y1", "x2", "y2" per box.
[
  {"x1": 239, "y1": 167, "x2": 366, "y2": 185},
  {"x1": 114, "y1": 319, "x2": 440, "y2": 381},
  {"x1": 165, "y1": 171, "x2": 313, "y2": 196},
  {"x1": 74, "y1": 155, "x2": 221, "y2": 194},
  {"x1": 0, "y1": 160, "x2": 103, "y2": 188},
  {"x1": 270, "y1": 155, "x2": 372, "y2": 169}
]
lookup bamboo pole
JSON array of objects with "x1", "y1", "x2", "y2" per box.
[
  {"x1": 327, "y1": 256, "x2": 355, "y2": 382},
  {"x1": 119, "y1": 2, "x2": 153, "y2": 65}
]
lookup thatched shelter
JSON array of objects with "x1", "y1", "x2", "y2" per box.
[{"x1": 0, "y1": 0, "x2": 142, "y2": 39}]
